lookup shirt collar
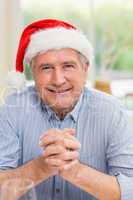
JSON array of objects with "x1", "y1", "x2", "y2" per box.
[
  {"x1": 69, "y1": 90, "x2": 84, "y2": 122},
  {"x1": 41, "y1": 89, "x2": 84, "y2": 122}
]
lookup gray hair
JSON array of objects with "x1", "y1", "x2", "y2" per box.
[
  {"x1": 30, "y1": 49, "x2": 89, "y2": 69},
  {"x1": 79, "y1": 52, "x2": 89, "y2": 66}
]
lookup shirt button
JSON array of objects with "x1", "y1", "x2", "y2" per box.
[{"x1": 56, "y1": 188, "x2": 60, "y2": 193}]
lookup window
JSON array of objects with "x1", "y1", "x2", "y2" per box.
[{"x1": 21, "y1": 0, "x2": 133, "y2": 80}]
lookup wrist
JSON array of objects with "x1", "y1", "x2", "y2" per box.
[
  {"x1": 59, "y1": 160, "x2": 81, "y2": 181},
  {"x1": 36, "y1": 156, "x2": 57, "y2": 177}
]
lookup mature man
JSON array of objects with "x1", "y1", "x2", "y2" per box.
[{"x1": 0, "y1": 19, "x2": 133, "y2": 200}]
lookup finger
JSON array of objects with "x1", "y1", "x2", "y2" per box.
[
  {"x1": 43, "y1": 145, "x2": 65, "y2": 157},
  {"x1": 63, "y1": 128, "x2": 75, "y2": 136},
  {"x1": 63, "y1": 132, "x2": 77, "y2": 141},
  {"x1": 39, "y1": 134, "x2": 61, "y2": 147},
  {"x1": 39, "y1": 133, "x2": 75, "y2": 147},
  {"x1": 39, "y1": 129, "x2": 54, "y2": 140},
  {"x1": 40, "y1": 128, "x2": 75, "y2": 142},
  {"x1": 60, "y1": 151, "x2": 79, "y2": 161},
  {"x1": 39, "y1": 128, "x2": 61, "y2": 143},
  {"x1": 54, "y1": 133, "x2": 78, "y2": 147},
  {"x1": 39, "y1": 128, "x2": 76, "y2": 147},
  {"x1": 59, "y1": 159, "x2": 79, "y2": 171},
  {"x1": 64, "y1": 139, "x2": 81, "y2": 150},
  {"x1": 45, "y1": 158, "x2": 65, "y2": 167},
  {"x1": 49, "y1": 150, "x2": 79, "y2": 161}
]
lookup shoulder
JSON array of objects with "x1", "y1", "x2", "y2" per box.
[
  {"x1": 0, "y1": 86, "x2": 41, "y2": 117},
  {"x1": 83, "y1": 87, "x2": 132, "y2": 138},
  {"x1": 2, "y1": 86, "x2": 39, "y2": 107},
  {"x1": 83, "y1": 87, "x2": 128, "y2": 125},
  {"x1": 83, "y1": 86, "x2": 124, "y2": 111}
]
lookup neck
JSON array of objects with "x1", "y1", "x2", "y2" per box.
[
  {"x1": 54, "y1": 107, "x2": 73, "y2": 120},
  {"x1": 53, "y1": 99, "x2": 79, "y2": 120}
]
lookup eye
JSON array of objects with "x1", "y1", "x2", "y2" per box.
[
  {"x1": 42, "y1": 66, "x2": 50, "y2": 70},
  {"x1": 40, "y1": 64, "x2": 53, "y2": 71},
  {"x1": 63, "y1": 64, "x2": 75, "y2": 69}
]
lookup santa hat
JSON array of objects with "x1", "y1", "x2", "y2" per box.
[{"x1": 7, "y1": 19, "x2": 93, "y2": 89}]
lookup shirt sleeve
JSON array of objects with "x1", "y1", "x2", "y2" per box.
[
  {"x1": 106, "y1": 107, "x2": 133, "y2": 200},
  {"x1": 0, "y1": 104, "x2": 21, "y2": 170}
]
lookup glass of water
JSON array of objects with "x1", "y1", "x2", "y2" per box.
[{"x1": 0, "y1": 178, "x2": 37, "y2": 200}]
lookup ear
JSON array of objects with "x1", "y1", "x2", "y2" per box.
[
  {"x1": 83, "y1": 62, "x2": 89, "y2": 81},
  {"x1": 84, "y1": 62, "x2": 89, "y2": 72}
]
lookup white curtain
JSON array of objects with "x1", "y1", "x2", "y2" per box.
[{"x1": 0, "y1": 0, "x2": 23, "y2": 85}]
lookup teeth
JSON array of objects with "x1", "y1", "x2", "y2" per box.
[
  {"x1": 48, "y1": 88, "x2": 71, "y2": 93},
  {"x1": 57, "y1": 89, "x2": 70, "y2": 93},
  {"x1": 56, "y1": 91, "x2": 66, "y2": 93}
]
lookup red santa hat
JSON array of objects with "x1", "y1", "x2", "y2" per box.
[{"x1": 8, "y1": 19, "x2": 93, "y2": 89}]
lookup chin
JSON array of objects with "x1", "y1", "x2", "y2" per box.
[{"x1": 51, "y1": 100, "x2": 76, "y2": 112}]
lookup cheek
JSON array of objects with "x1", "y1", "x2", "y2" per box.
[
  {"x1": 73, "y1": 71, "x2": 86, "y2": 84},
  {"x1": 34, "y1": 74, "x2": 49, "y2": 87},
  {"x1": 80, "y1": 70, "x2": 88, "y2": 83},
  {"x1": 35, "y1": 78, "x2": 44, "y2": 88}
]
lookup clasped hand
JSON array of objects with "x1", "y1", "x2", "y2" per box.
[{"x1": 39, "y1": 128, "x2": 81, "y2": 175}]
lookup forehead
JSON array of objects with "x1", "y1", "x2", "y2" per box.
[{"x1": 33, "y1": 48, "x2": 80, "y2": 64}]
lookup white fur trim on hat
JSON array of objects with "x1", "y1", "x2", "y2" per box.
[
  {"x1": 6, "y1": 70, "x2": 26, "y2": 90},
  {"x1": 24, "y1": 28, "x2": 93, "y2": 66}
]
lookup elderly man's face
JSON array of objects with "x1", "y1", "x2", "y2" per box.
[{"x1": 31, "y1": 48, "x2": 88, "y2": 115}]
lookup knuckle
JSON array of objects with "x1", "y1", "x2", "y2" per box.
[
  {"x1": 45, "y1": 158, "x2": 49, "y2": 164},
  {"x1": 47, "y1": 129, "x2": 54, "y2": 136},
  {"x1": 57, "y1": 145, "x2": 64, "y2": 152},
  {"x1": 75, "y1": 151, "x2": 79, "y2": 158},
  {"x1": 64, "y1": 139, "x2": 69, "y2": 147},
  {"x1": 76, "y1": 141, "x2": 81, "y2": 148},
  {"x1": 54, "y1": 159, "x2": 63, "y2": 166},
  {"x1": 64, "y1": 151, "x2": 69, "y2": 158},
  {"x1": 62, "y1": 138, "x2": 66, "y2": 145},
  {"x1": 56, "y1": 139, "x2": 65, "y2": 147}
]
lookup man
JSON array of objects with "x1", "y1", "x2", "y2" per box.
[{"x1": 0, "y1": 19, "x2": 133, "y2": 200}]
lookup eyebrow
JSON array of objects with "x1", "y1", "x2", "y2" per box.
[
  {"x1": 40, "y1": 63, "x2": 52, "y2": 67},
  {"x1": 38, "y1": 61, "x2": 77, "y2": 68},
  {"x1": 61, "y1": 61, "x2": 77, "y2": 65}
]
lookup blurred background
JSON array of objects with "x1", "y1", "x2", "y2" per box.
[{"x1": 0, "y1": 0, "x2": 133, "y2": 122}]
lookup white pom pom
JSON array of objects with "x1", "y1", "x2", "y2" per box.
[{"x1": 6, "y1": 70, "x2": 26, "y2": 90}]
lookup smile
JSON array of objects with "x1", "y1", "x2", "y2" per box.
[{"x1": 47, "y1": 88, "x2": 72, "y2": 94}]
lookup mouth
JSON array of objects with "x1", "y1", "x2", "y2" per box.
[{"x1": 47, "y1": 88, "x2": 72, "y2": 94}]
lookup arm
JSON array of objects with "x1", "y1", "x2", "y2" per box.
[
  {"x1": 0, "y1": 128, "x2": 78, "y2": 186},
  {"x1": 40, "y1": 129, "x2": 120, "y2": 200},
  {"x1": 0, "y1": 156, "x2": 54, "y2": 186},
  {"x1": 60, "y1": 161, "x2": 120, "y2": 200},
  {"x1": 40, "y1": 118, "x2": 133, "y2": 200},
  {"x1": 0, "y1": 108, "x2": 56, "y2": 186},
  {"x1": 60, "y1": 108, "x2": 133, "y2": 200}
]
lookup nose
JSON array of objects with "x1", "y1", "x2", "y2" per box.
[{"x1": 52, "y1": 68, "x2": 66, "y2": 86}]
